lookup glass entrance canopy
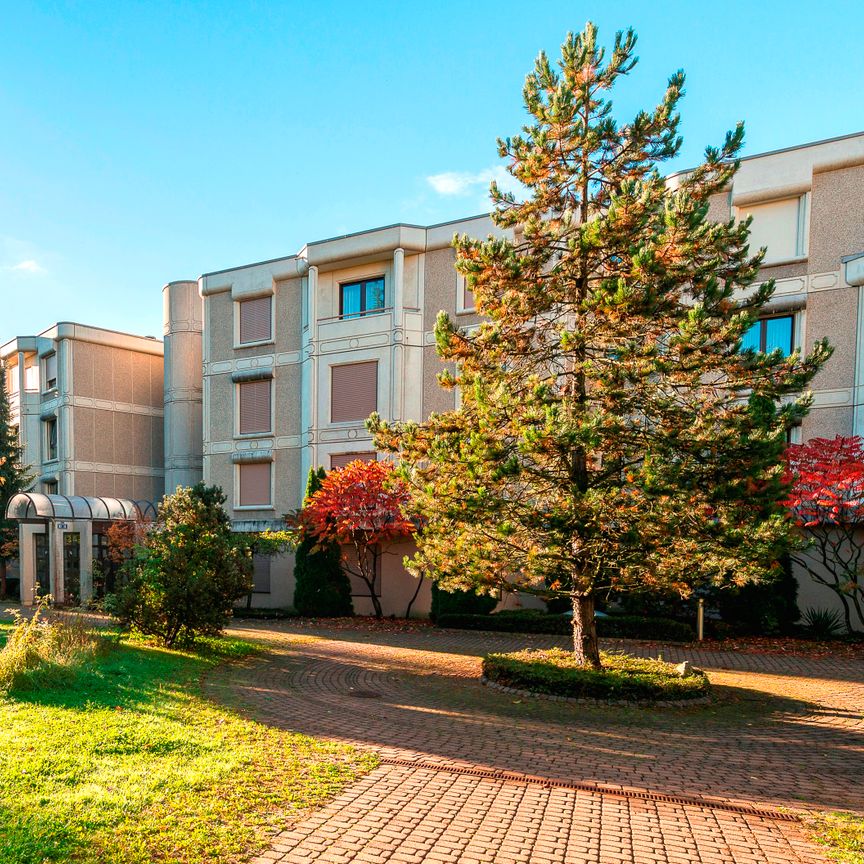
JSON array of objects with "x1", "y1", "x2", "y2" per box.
[{"x1": 6, "y1": 493, "x2": 157, "y2": 522}]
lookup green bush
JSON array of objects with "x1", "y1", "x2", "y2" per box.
[
  {"x1": 437, "y1": 610, "x2": 695, "y2": 641},
  {"x1": 293, "y1": 467, "x2": 354, "y2": 617},
  {"x1": 0, "y1": 602, "x2": 101, "y2": 693},
  {"x1": 483, "y1": 648, "x2": 710, "y2": 701},
  {"x1": 110, "y1": 484, "x2": 253, "y2": 647},
  {"x1": 715, "y1": 556, "x2": 799, "y2": 635},
  {"x1": 430, "y1": 583, "x2": 498, "y2": 621}
]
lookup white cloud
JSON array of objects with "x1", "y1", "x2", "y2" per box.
[
  {"x1": 427, "y1": 165, "x2": 521, "y2": 199},
  {"x1": 10, "y1": 259, "x2": 44, "y2": 273}
]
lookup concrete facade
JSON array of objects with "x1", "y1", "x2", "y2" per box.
[
  {"x1": 1, "y1": 322, "x2": 165, "y2": 501},
  {"x1": 194, "y1": 215, "x2": 510, "y2": 613}
]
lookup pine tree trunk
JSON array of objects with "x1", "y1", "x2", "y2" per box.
[{"x1": 571, "y1": 591, "x2": 601, "y2": 669}]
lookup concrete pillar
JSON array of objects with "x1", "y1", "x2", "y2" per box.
[
  {"x1": 391, "y1": 249, "x2": 405, "y2": 422},
  {"x1": 301, "y1": 265, "x2": 319, "y2": 487},
  {"x1": 162, "y1": 281, "x2": 204, "y2": 495}
]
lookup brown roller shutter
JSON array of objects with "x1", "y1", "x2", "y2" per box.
[
  {"x1": 330, "y1": 361, "x2": 378, "y2": 423},
  {"x1": 239, "y1": 462, "x2": 271, "y2": 507},
  {"x1": 329, "y1": 452, "x2": 377, "y2": 470},
  {"x1": 239, "y1": 296, "x2": 272, "y2": 344},
  {"x1": 238, "y1": 380, "x2": 271, "y2": 434}
]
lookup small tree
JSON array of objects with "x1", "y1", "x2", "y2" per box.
[
  {"x1": 0, "y1": 367, "x2": 31, "y2": 599},
  {"x1": 370, "y1": 23, "x2": 829, "y2": 666},
  {"x1": 112, "y1": 484, "x2": 253, "y2": 646},
  {"x1": 785, "y1": 436, "x2": 864, "y2": 633},
  {"x1": 299, "y1": 461, "x2": 413, "y2": 618},
  {"x1": 292, "y1": 467, "x2": 353, "y2": 617}
]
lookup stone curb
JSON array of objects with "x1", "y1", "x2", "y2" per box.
[{"x1": 480, "y1": 676, "x2": 712, "y2": 707}]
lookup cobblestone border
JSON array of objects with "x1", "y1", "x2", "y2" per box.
[{"x1": 480, "y1": 675, "x2": 712, "y2": 707}]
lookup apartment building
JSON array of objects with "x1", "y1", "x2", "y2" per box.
[
  {"x1": 1, "y1": 322, "x2": 165, "y2": 499},
  {"x1": 188, "y1": 131, "x2": 864, "y2": 618},
  {"x1": 196, "y1": 214, "x2": 508, "y2": 612},
  {"x1": 1, "y1": 323, "x2": 165, "y2": 603}
]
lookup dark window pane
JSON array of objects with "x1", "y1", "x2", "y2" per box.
[
  {"x1": 741, "y1": 322, "x2": 762, "y2": 352},
  {"x1": 341, "y1": 282, "x2": 362, "y2": 318},
  {"x1": 365, "y1": 278, "x2": 385, "y2": 312},
  {"x1": 764, "y1": 316, "x2": 793, "y2": 356}
]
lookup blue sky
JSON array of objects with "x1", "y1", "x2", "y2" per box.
[{"x1": 2, "y1": 0, "x2": 862, "y2": 339}]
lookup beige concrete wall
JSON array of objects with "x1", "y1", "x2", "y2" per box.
[
  {"x1": 806, "y1": 284, "x2": 858, "y2": 392},
  {"x1": 347, "y1": 540, "x2": 432, "y2": 618},
  {"x1": 809, "y1": 165, "x2": 864, "y2": 272},
  {"x1": 207, "y1": 292, "x2": 235, "y2": 360}
]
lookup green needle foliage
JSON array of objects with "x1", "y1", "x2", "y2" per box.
[
  {"x1": 0, "y1": 367, "x2": 31, "y2": 600},
  {"x1": 292, "y1": 467, "x2": 353, "y2": 617},
  {"x1": 371, "y1": 23, "x2": 830, "y2": 668}
]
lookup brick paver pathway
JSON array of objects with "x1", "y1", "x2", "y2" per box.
[{"x1": 206, "y1": 622, "x2": 864, "y2": 863}]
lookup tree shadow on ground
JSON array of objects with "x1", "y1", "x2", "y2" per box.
[{"x1": 210, "y1": 634, "x2": 864, "y2": 816}]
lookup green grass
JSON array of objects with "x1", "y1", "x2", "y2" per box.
[
  {"x1": 806, "y1": 812, "x2": 864, "y2": 864},
  {"x1": 0, "y1": 617, "x2": 375, "y2": 864},
  {"x1": 483, "y1": 647, "x2": 710, "y2": 701}
]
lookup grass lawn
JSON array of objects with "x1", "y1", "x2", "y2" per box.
[
  {"x1": 0, "y1": 616, "x2": 375, "y2": 864},
  {"x1": 806, "y1": 811, "x2": 864, "y2": 864}
]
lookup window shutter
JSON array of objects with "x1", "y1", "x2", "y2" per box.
[
  {"x1": 238, "y1": 380, "x2": 271, "y2": 434},
  {"x1": 330, "y1": 361, "x2": 378, "y2": 422},
  {"x1": 329, "y1": 452, "x2": 377, "y2": 470},
  {"x1": 239, "y1": 462, "x2": 271, "y2": 507},
  {"x1": 252, "y1": 554, "x2": 271, "y2": 593},
  {"x1": 737, "y1": 198, "x2": 801, "y2": 264},
  {"x1": 45, "y1": 353, "x2": 57, "y2": 388},
  {"x1": 239, "y1": 297, "x2": 272, "y2": 344}
]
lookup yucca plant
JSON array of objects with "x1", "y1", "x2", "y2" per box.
[{"x1": 801, "y1": 606, "x2": 844, "y2": 641}]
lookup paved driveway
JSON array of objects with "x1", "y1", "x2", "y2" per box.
[{"x1": 206, "y1": 622, "x2": 864, "y2": 863}]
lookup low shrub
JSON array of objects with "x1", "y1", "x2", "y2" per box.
[
  {"x1": 430, "y1": 583, "x2": 498, "y2": 621},
  {"x1": 0, "y1": 602, "x2": 101, "y2": 693},
  {"x1": 483, "y1": 647, "x2": 710, "y2": 701},
  {"x1": 437, "y1": 610, "x2": 695, "y2": 642}
]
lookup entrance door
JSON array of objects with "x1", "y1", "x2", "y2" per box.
[
  {"x1": 34, "y1": 533, "x2": 50, "y2": 598},
  {"x1": 63, "y1": 533, "x2": 81, "y2": 606}
]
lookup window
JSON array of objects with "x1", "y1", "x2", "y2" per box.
[
  {"x1": 5, "y1": 365, "x2": 18, "y2": 395},
  {"x1": 340, "y1": 277, "x2": 385, "y2": 318},
  {"x1": 736, "y1": 196, "x2": 807, "y2": 265},
  {"x1": 24, "y1": 363, "x2": 39, "y2": 392},
  {"x1": 457, "y1": 273, "x2": 475, "y2": 313},
  {"x1": 238, "y1": 379, "x2": 272, "y2": 435},
  {"x1": 238, "y1": 462, "x2": 271, "y2": 507},
  {"x1": 251, "y1": 554, "x2": 271, "y2": 593},
  {"x1": 330, "y1": 361, "x2": 378, "y2": 422},
  {"x1": 43, "y1": 479, "x2": 58, "y2": 495},
  {"x1": 44, "y1": 418, "x2": 58, "y2": 462},
  {"x1": 238, "y1": 296, "x2": 272, "y2": 344},
  {"x1": 741, "y1": 315, "x2": 794, "y2": 356},
  {"x1": 44, "y1": 353, "x2": 57, "y2": 390},
  {"x1": 330, "y1": 452, "x2": 377, "y2": 470}
]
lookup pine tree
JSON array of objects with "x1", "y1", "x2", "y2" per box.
[
  {"x1": 292, "y1": 467, "x2": 353, "y2": 617},
  {"x1": 370, "y1": 23, "x2": 830, "y2": 667},
  {"x1": 0, "y1": 366, "x2": 32, "y2": 599}
]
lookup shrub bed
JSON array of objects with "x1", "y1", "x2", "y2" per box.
[
  {"x1": 437, "y1": 609, "x2": 695, "y2": 642},
  {"x1": 482, "y1": 648, "x2": 709, "y2": 702}
]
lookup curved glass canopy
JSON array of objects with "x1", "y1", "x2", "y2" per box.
[{"x1": 5, "y1": 493, "x2": 157, "y2": 522}]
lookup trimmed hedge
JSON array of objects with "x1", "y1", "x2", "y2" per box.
[
  {"x1": 430, "y1": 583, "x2": 498, "y2": 621},
  {"x1": 437, "y1": 609, "x2": 695, "y2": 642},
  {"x1": 483, "y1": 648, "x2": 709, "y2": 702}
]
